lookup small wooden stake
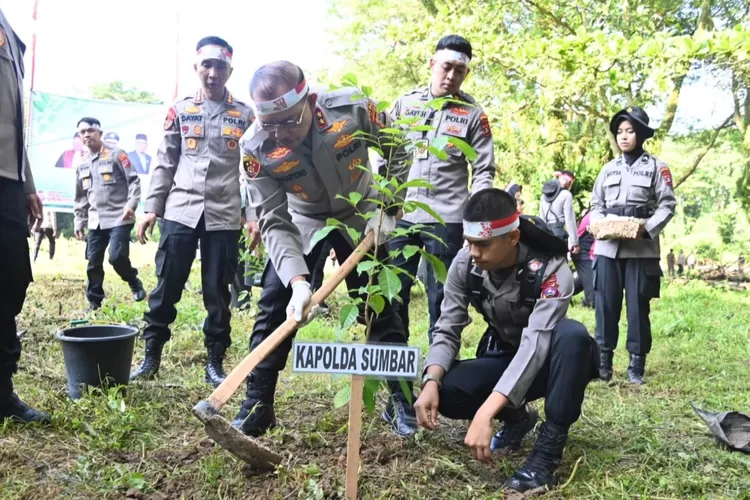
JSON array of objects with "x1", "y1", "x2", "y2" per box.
[{"x1": 345, "y1": 375, "x2": 365, "y2": 500}]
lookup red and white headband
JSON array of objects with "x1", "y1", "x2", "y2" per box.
[
  {"x1": 196, "y1": 44, "x2": 233, "y2": 66},
  {"x1": 433, "y1": 49, "x2": 471, "y2": 66},
  {"x1": 253, "y1": 79, "x2": 309, "y2": 115},
  {"x1": 554, "y1": 171, "x2": 575, "y2": 183},
  {"x1": 464, "y1": 212, "x2": 519, "y2": 239}
]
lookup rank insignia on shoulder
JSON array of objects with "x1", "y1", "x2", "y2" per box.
[{"x1": 315, "y1": 107, "x2": 330, "y2": 130}]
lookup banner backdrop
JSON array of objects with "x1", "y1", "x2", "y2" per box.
[{"x1": 28, "y1": 91, "x2": 168, "y2": 212}]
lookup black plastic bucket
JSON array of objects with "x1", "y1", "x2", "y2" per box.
[{"x1": 56, "y1": 324, "x2": 139, "y2": 399}]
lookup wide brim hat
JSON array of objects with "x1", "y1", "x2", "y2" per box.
[{"x1": 609, "y1": 106, "x2": 655, "y2": 139}]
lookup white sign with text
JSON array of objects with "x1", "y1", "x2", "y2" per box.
[{"x1": 292, "y1": 342, "x2": 420, "y2": 380}]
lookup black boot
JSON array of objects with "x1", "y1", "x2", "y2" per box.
[
  {"x1": 382, "y1": 381, "x2": 418, "y2": 437},
  {"x1": 130, "y1": 338, "x2": 164, "y2": 380},
  {"x1": 232, "y1": 370, "x2": 278, "y2": 437},
  {"x1": 87, "y1": 302, "x2": 101, "y2": 313},
  {"x1": 599, "y1": 349, "x2": 613, "y2": 382},
  {"x1": 491, "y1": 404, "x2": 539, "y2": 453},
  {"x1": 627, "y1": 353, "x2": 646, "y2": 385},
  {"x1": 130, "y1": 278, "x2": 146, "y2": 302},
  {"x1": 205, "y1": 344, "x2": 227, "y2": 387},
  {"x1": 505, "y1": 420, "x2": 569, "y2": 492},
  {"x1": 0, "y1": 380, "x2": 51, "y2": 424}
]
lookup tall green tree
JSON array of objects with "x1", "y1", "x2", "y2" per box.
[
  {"x1": 90, "y1": 80, "x2": 163, "y2": 105},
  {"x1": 327, "y1": 0, "x2": 750, "y2": 211}
]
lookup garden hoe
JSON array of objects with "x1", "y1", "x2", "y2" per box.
[{"x1": 193, "y1": 232, "x2": 376, "y2": 469}]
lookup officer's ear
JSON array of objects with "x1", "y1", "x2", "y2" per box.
[
  {"x1": 228, "y1": 66, "x2": 234, "y2": 79},
  {"x1": 429, "y1": 58, "x2": 436, "y2": 71},
  {"x1": 508, "y1": 228, "x2": 521, "y2": 247},
  {"x1": 307, "y1": 93, "x2": 318, "y2": 108}
]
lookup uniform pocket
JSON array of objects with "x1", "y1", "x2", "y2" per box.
[
  {"x1": 154, "y1": 235, "x2": 169, "y2": 277},
  {"x1": 640, "y1": 260, "x2": 662, "y2": 299},
  {"x1": 604, "y1": 175, "x2": 621, "y2": 202},
  {"x1": 627, "y1": 175, "x2": 652, "y2": 204}
]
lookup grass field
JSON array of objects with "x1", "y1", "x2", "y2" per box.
[{"x1": 2, "y1": 238, "x2": 749, "y2": 499}]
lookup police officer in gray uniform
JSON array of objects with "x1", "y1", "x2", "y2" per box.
[
  {"x1": 414, "y1": 189, "x2": 598, "y2": 492},
  {"x1": 74, "y1": 117, "x2": 145, "y2": 310},
  {"x1": 0, "y1": 7, "x2": 50, "y2": 424},
  {"x1": 385, "y1": 35, "x2": 496, "y2": 343},
  {"x1": 540, "y1": 170, "x2": 579, "y2": 255},
  {"x1": 590, "y1": 107, "x2": 676, "y2": 384},
  {"x1": 132, "y1": 36, "x2": 254, "y2": 387},
  {"x1": 234, "y1": 61, "x2": 417, "y2": 438}
]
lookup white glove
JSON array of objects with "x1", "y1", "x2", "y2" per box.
[
  {"x1": 287, "y1": 280, "x2": 312, "y2": 322},
  {"x1": 365, "y1": 208, "x2": 397, "y2": 245}
]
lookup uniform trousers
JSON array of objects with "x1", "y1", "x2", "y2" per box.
[
  {"x1": 0, "y1": 179, "x2": 32, "y2": 388},
  {"x1": 143, "y1": 217, "x2": 239, "y2": 348},
  {"x1": 572, "y1": 254, "x2": 595, "y2": 307},
  {"x1": 249, "y1": 229, "x2": 407, "y2": 373},
  {"x1": 594, "y1": 256, "x2": 662, "y2": 356},
  {"x1": 85, "y1": 224, "x2": 138, "y2": 305},
  {"x1": 438, "y1": 319, "x2": 598, "y2": 428},
  {"x1": 388, "y1": 220, "x2": 464, "y2": 343}
]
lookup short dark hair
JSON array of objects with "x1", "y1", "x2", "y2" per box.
[
  {"x1": 136, "y1": 133, "x2": 148, "y2": 141},
  {"x1": 77, "y1": 117, "x2": 101, "y2": 128},
  {"x1": 196, "y1": 36, "x2": 233, "y2": 55},
  {"x1": 249, "y1": 60, "x2": 305, "y2": 102},
  {"x1": 435, "y1": 35, "x2": 472, "y2": 60},
  {"x1": 464, "y1": 188, "x2": 516, "y2": 222}
]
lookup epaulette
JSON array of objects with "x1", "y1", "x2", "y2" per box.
[{"x1": 317, "y1": 87, "x2": 366, "y2": 109}]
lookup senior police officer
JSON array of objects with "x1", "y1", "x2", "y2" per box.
[
  {"x1": 385, "y1": 34, "x2": 496, "y2": 343},
  {"x1": 234, "y1": 61, "x2": 418, "y2": 437},
  {"x1": 414, "y1": 189, "x2": 598, "y2": 492},
  {"x1": 74, "y1": 117, "x2": 145, "y2": 310},
  {"x1": 132, "y1": 36, "x2": 254, "y2": 387},
  {"x1": 0, "y1": 7, "x2": 50, "y2": 423},
  {"x1": 590, "y1": 106, "x2": 675, "y2": 384},
  {"x1": 540, "y1": 170, "x2": 579, "y2": 255}
]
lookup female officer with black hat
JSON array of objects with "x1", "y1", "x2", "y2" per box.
[{"x1": 590, "y1": 107, "x2": 676, "y2": 384}]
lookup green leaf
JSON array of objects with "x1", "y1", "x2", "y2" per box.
[
  {"x1": 341, "y1": 73, "x2": 358, "y2": 86},
  {"x1": 311, "y1": 226, "x2": 336, "y2": 249},
  {"x1": 407, "y1": 125, "x2": 437, "y2": 132},
  {"x1": 427, "y1": 146, "x2": 448, "y2": 161},
  {"x1": 378, "y1": 267, "x2": 402, "y2": 302},
  {"x1": 378, "y1": 127, "x2": 404, "y2": 135},
  {"x1": 369, "y1": 294, "x2": 385, "y2": 315},
  {"x1": 398, "y1": 379, "x2": 413, "y2": 405},
  {"x1": 357, "y1": 260, "x2": 379, "y2": 274},
  {"x1": 346, "y1": 227, "x2": 361, "y2": 244},
  {"x1": 339, "y1": 304, "x2": 359, "y2": 331},
  {"x1": 447, "y1": 137, "x2": 478, "y2": 161},
  {"x1": 395, "y1": 178, "x2": 434, "y2": 194},
  {"x1": 420, "y1": 250, "x2": 448, "y2": 284},
  {"x1": 407, "y1": 201, "x2": 446, "y2": 225},
  {"x1": 402, "y1": 245, "x2": 420, "y2": 260},
  {"x1": 349, "y1": 192, "x2": 363, "y2": 206},
  {"x1": 376, "y1": 101, "x2": 390, "y2": 113},
  {"x1": 362, "y1": 85, "x2": 373, "y2": 97},
  {"x1": 334, "y1": 384, "x2": 352, "y2": 409},
  {"x1": 362, "y1": 379, "x2": 381, "y2": 414}
]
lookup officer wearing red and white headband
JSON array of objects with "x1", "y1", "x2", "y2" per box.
[
  {"x1": 132, "y1": 36, "x2": 254, "y2": 387},
  {"x1": 235, "y1": 60, "x2": 417, "y2": 438},
  {"x1": 590, "y1": 106, "x2": 675, "y2": 385},
  {"x1": 414, "y1": 188, "x2": 599, "y2": 493},
  {"x1": 384, "y1": 34, "x2": 496, "y2": 345}
]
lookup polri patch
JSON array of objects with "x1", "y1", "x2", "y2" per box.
[
  {"x1": 480, "y1": 113, "x2": 492, "y2": 137},
  {"x1": 243, "y1": 154, "x2": 261, "y2": 178},
  {"x1": 164, "y1": 107, "x2": 177, "y2": 130},
  {"x1": 119, "y1": 153, "x2": 130, "y2": 168},
  {"x1": 660, "y1": 166, "x2": 673, "y2": 187},
  {"x1": 541, "y1": 275, "x2": 560, "y2": 299}
]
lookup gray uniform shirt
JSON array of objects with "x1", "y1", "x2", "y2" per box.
[
  {"x1": 384, "y1": 86, "x2": 496, "y2": 223},
  {"x1": 590, "y1": 152, "x2": 676, "y2": 259},
  {"x1": 425, "y1": 244, "x2": 573, "y2": 408},
  {"x1": 0, "y1": 10, "x2": 35, "y2": 194},
  {"x1": 539, "y1": 188, "x2": 579, "y2": 248},
  {"x1": 241, "y1": 87, "x2": 409, "y2": 286},
  {"x1": 145, "y1": 89, "x2": 254, "y2": 231},
  {"x1": 74, "y1": 146, "x2": 141, "y2": 231}
]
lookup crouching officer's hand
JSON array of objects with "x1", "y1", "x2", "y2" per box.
[{"x1": 415, "y1": 382, "x2": 440, "y2": 431}]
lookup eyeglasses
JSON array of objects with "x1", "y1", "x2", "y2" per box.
[{"x1": 258, "y1": 102, "x2": 307, "y2": 132}]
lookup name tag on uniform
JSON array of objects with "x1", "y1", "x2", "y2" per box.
[{"x1": 415, "y1": 140, "x2": 429, "y2": 160}]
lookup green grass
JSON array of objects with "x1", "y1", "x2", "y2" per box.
[{"x1": 2, "y1": 238, "x2": 749, "y2": 499}]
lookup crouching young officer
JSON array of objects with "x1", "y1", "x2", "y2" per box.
[{"x1": 414, "y1": 189, "x2": 599, "y2": 492}]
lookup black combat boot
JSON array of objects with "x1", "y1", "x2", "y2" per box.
[
  {"x1": 627, "y1": 353, "x2": 646, "y2": 385},
  {"x1": 505, "y1": 420, "x2": 569, "y2": 492},
  {"x1": 232, "y1": 370, "x2": 278, "y2": 437},
  {"x1": 382, "y1": 381, "x2": 418, "y2": 437},
  {"x1": 599, "y1": 349, "x2": 613, "y2": 382},
  {"x1": 130, "y1": 338, "x2": 164, "y2": 380},
  {"x1": 491, "y1": 404, "x2": 539, "y2": 453},
  {"x1": 130, "y1": 278, "x2": 146, "y2": 302},
  {"x1": 205, "y1": 344, "x2": 228, "y2": 387},
  {"x1": 0, "y1": 379, "x2": 51, "y2": 424},
  {"x1": 87, "y1": 302, "x2": 101, "y2": 313}
]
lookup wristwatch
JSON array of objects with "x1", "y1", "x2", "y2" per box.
[{"x1": 421, "y1": 373, "x2": 442, "y2": 389}]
